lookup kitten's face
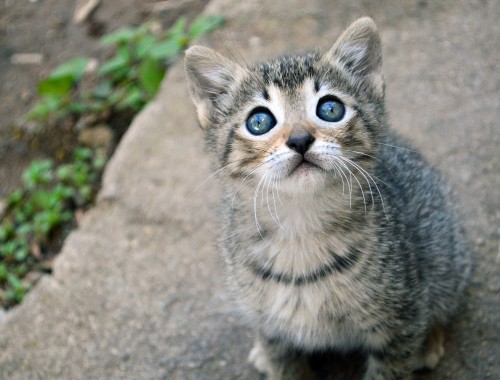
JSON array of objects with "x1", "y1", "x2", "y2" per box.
[{"x1": 186, "y1": 17, "x2": 385, "y2": 195}]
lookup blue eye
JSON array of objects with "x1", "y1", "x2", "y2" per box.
[
  {"x1": 246, "y1": 109, "x2": 277, "y2": 136},
  {"x1": 316, "y1": 97, "x2": 345, "y2": 122}
]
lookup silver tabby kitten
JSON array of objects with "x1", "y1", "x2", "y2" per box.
[{"x1": 185, "y1": 17, "x2": 470, "y2": 380}]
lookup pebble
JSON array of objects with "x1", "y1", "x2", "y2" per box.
[
  {"x1": 0, "y1": 199, "x2": 5, "y2": 219},
  {"x1": 78, "y1": 124, "x2": 114, "y2": 154},
  {"x1": 73, "y1": 0, "x2": 101, "y2": 24},
  {"x1": 10, "y1": 53, "x2": 43, "y2": 65}
]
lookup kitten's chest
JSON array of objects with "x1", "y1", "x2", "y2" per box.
[
  {"x1": 237, "y1": 265, "x2": 374, "y2": 350},
  {"x1": 232, "y1": 209, "x2": 378, "y2": 349}
]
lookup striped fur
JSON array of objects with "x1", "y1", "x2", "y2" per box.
[{"x1": 185, "y1": 17, "x2": 470, "y2": 380}]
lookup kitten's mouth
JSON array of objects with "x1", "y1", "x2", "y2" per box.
[{"x1": 290, "y1": 159, "x2": 320, "y2": 176}]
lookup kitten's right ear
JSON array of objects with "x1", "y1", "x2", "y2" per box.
[{"x1": 185, "y1": 46, "x2": 243, "y2": 129}]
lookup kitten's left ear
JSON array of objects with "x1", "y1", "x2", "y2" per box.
[{"x1": 325, "y1": 17, "x2": 383, "y2": 93}]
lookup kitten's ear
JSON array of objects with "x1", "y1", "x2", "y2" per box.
[
  {"x1": 185, "y1": 46, "x2": 244, "y2": 129},
  {"x1": 325, "y1": 17, "x2": 383, "y2": 92}
]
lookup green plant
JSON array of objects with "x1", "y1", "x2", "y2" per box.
[
  {"x1": 0, "y1": 148, "x2": 106, "y2": 308},
  {"x1": 95, "y1": 15, "x2": 224, "y2": 112},
  {"x1": 27, "y1": 58, "x2": 90, "y2": 121},
  {"x1": 26, "y1": 15, "x2": 224, "y2": 123}
]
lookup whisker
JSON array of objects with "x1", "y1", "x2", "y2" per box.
[
  {"x1": 334, "y1": 157, "x2": 367, "y2": 213},
  {"x1": 321, "y1": 152, "x2": 391, "y2": 188},
  {"x1": 376, "y1": 142, "x2": 416, "y2": 153},
  {"x1": 339, "y1": 156, "x2": 388, "y2": 219},
  {"x1": 271, "y1": 171, "x2": 282, "y2": 227},
  {"x1": 338, "y1": 156, "x2": 375, "y2": 207},
  {"x1": 332, "y1": 158, "x2": 353, "y2": 207},
  {"x1": 341, "y1": 148, "x2": 397, "y2": 180},
  {"x1": 331, "y1": 160, "x2": 347, "y2": 195},
  {"x1": 230, "y1": 161, "x2": 268, "y2": 208},
  {"x1": 264, "y1": 170, "x2": 279, "y2": 225},
  {"x1": 192, "y1": 161, "x2": 236, "y2": 192}
]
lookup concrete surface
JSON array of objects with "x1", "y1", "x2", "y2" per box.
[{"x1": 0, "y1": 0, "x2": 498, "y2": 379}]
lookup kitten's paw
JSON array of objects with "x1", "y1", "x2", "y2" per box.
[
  {"x1": 414, "y1": 327, "x2": 445, "y2": 370},
  {"x1": 248, "y1": 339, "x2": 272, "y2": 375}
]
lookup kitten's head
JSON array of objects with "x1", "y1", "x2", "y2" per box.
[{"x1": 185, "y1": 17, "x2": 385, "y2": 195}]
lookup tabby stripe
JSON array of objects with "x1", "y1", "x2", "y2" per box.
[
  {"x1": 221, "y1": 125, "x2": 237, "y2": 167},
  {"x1": 247, "y1": 247, "x2": 361, "y2": 286}
]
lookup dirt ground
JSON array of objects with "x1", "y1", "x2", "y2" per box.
[{"x1": 0, "y1": 0, "x2": 208, "y2": 198}]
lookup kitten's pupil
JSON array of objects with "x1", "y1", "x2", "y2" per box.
[
  {"x1": 246, "y1": 108, "x2": 276, "y2": 135},
  {"x1": 317, "y1": 96, "x2": 345, "y2": 122}
]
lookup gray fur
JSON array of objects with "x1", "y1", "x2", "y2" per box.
[{"x1": 185, "y1": 17, "x2": 470, "y2": 380}]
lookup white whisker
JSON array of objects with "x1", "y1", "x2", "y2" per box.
[
  {"x1": 334, "y1": 157, "x2": 367, "y2": 213},
  {"x1": 376, "y1": 142, "x2": 416, "y2": 153}
]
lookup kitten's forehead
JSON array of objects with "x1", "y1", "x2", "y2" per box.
[{"x1": 253, "y1": 52, "x2": 320, "y2": 89}]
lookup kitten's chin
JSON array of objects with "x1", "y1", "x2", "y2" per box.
[{"x1": 279, "y1": 162, "x2": 327, "y2": 194}]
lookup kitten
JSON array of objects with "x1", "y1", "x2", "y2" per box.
[{"x1": 185, "y1": 17, "x2": 470, "y2": 380}]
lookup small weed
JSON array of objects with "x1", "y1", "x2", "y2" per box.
[
  {"x1": 0, "y1": 148, "x2": 106, "y2": 308},
  {"x1": 26, "y1": 15, "x2": 224, "y2": 124}
]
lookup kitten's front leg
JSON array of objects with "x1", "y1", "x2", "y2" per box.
[
  {"x1": 364, "y1": 326, "x2": 446, "y2": 380},
  {"x1": 248, "y1": 335, "x2": 314, "y2": 380},
  {"x1": 364, "y1": 332, "x2": 426, "y2": 380}
]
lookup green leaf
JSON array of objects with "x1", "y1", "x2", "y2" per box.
[
  {"x1": 5, "y1": 273, "x2": 28, "y2": 302},
  {"x1": 74, "y1": 147, "x2": 93, "y2": 162},
  {"x1": 117, "y1": 86, "x2": 144, "y2": 111},
  {"x1": 38, "y1": 76, "x2": 74, "y2": 98},
  {"x1": 78, "y1": 185, "x2": 92, "y2": 202},
  {"x1": 22, "y1": 160, "x2": 54, "y2": 189},
  {"x1": 68, "y1": 101, "x2": 89, "y2": 114},
  {"x1": 0, "y1": 222, "x2": 14, "y2": 242},
  {"x1": 31, "y1": 190, "x2": 58, "y2": 210},
  {"x1": 26, "y1": 101, "x2": 53, "y2": 120},
  {"x1": 106, "y1": 86, "x2": 128, "y2": 107},
  {"x1": 149, "y1": 39, "x2": 182, "y2": 60},
  {"x1": 101, "y1": 27, "x2": 136, "y2": 45},
  {"x1": 92, "y1": 81, "x2": 113, "y2": 99},
  {"x1": 16, "y1": 223, "x2": 33, "y2": 239},
  {"x1": 26, "y1": 95, "x2": 65, "y2": 120},
  {"x1": 138, "y1": 57, "x2": 165, "y2": 95},
  {"x1": 188, "y1": 15, "x2": 225, "y2": 39},
  {"x1": 93, "y1": 154, "x2": 107, "y2": 171},
  {"x1": 1, "y1": 241, "x2": 15, "y2": 258},
  {"x1": 33, "y1": 210, "x2": 63, "y2": 236},
  {"x1": 6, "y1": 273, "x2": 21, "y2": 290},
  {"x1": 14, "y1": 244, "x2": 30, "y2": 262},
  {"x1": 7, "y1": 190, "x2": 23, "y2": 207},
  {"x1": 98, "y1": 45, "x2": 131, "y2": 77},
  {"x1": 135, "y1": 34, "x2": 157, "y2": 59},
  {"x1": 56, "y1": 164, "x2": 73, "y2": 182},
  {"x1": 168, "y1": 17, "x2": 187, "y2": 40},
  {"x1": 50, "y1": 57, "x2": 89, "y2": 81},
  {"x1": 0, "y1": 263, "x2": 7, "y2": 282},
  {"x1": 97, "y1": 57, "x2": 128, "y2": 78}
]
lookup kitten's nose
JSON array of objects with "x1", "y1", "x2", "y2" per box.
[{"x1": 287, "y1": 133, "x2": 315, "y2": 155}]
